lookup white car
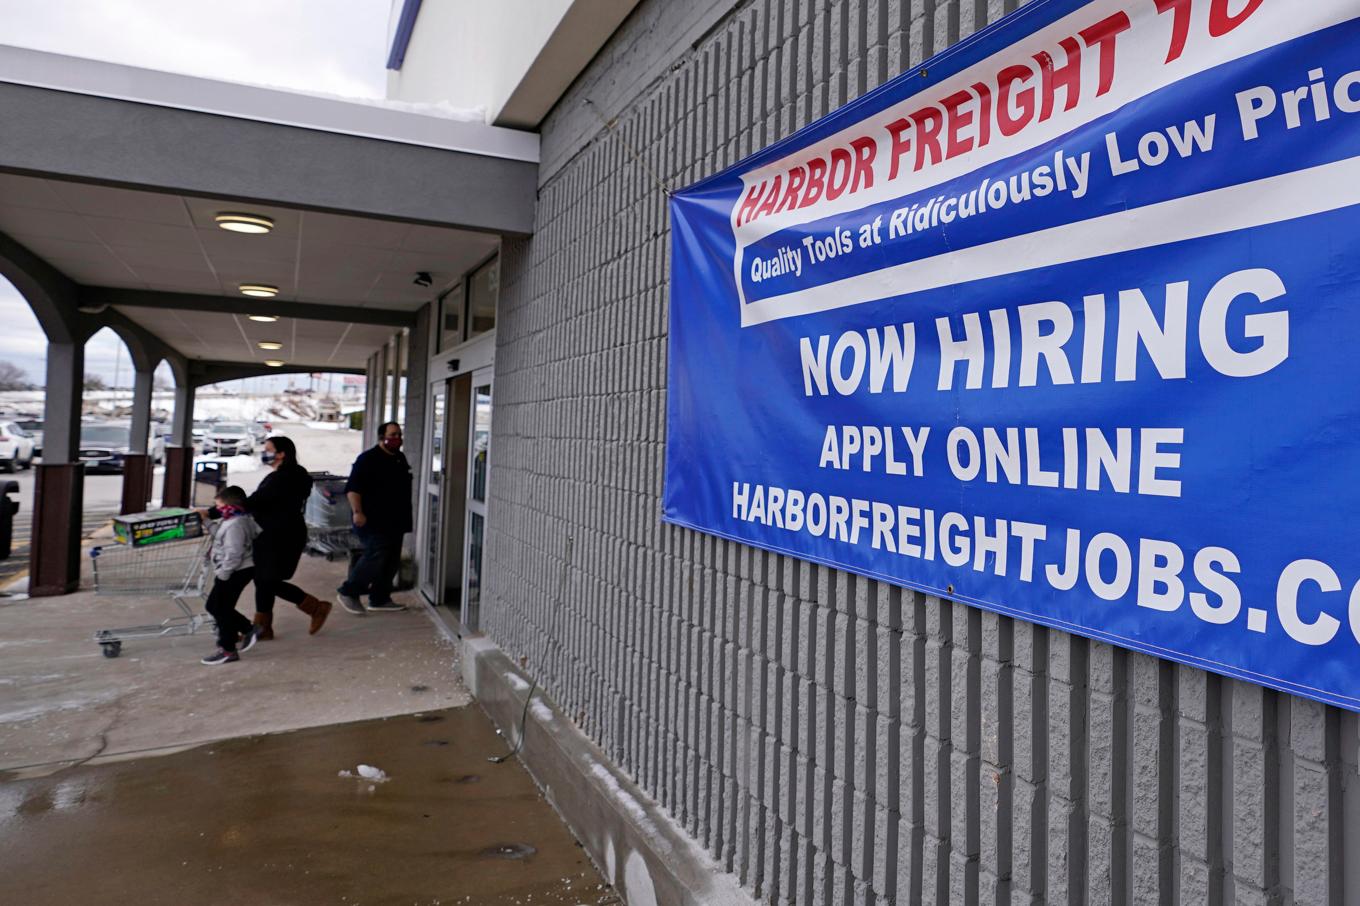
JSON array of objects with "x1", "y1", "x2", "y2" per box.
[
  {"x1": 201, "y1": 422, "x2": 255, "y2": 457},
  {"x1": 0, "y1": 420, "x2": 36, "y2": 472}
]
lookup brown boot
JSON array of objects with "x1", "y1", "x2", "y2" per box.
[
  {"x1": 297, "y1": 595, "x2": 332, "y2": 635},
  {"x1": 252, "y1": 612, "x2": 275, "y2": 641}
]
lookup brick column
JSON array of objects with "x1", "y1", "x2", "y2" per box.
[
  {"x1": 29, "y1": 463, "x2": 84, "y2": 596},
  {"x1": 119, "y1": 453, "x2": 153, "y2": 515},
  {"x1": 162, "y1": 446, "x2": 193, "y2": 509}
]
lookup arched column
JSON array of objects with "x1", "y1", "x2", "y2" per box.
[
  {"x1": 84, "y1": 307, "x2": 191, "y2": 511},
  {"x1": 161, "y1": 356, "x2": 194, "y2": 508},
  {"x1": 97, "y1": 314, "x2": 162, "y2": 514},
  {"x1": 0, "y1": 231, "x2": 97, "y2": 595}
]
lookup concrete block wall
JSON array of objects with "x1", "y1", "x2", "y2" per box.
[{"x1": 483, "y1": 0, "x2": 1360, "y2": 902}]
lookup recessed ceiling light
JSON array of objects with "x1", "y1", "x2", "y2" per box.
[
  {"x1": 239, "y1": 283, "x2": 278, "y2": 298},
  {"x1": 263, "y1": 359, "x2": 286, "y2": 367},
  {"x1": 216, "y1": 213, "x2": 274, "y2": 234},
  {"x1": 248, "y1": 315, "x2": 278, "y2": 323},
  {"x1": 257, "y1": 341, "x2": 284, "y2": 351}
]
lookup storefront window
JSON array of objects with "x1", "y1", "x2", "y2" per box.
[
  {"x1": 467, "y1": 256, "x2": 498, "y2": 338},
  {"x1": 436, "y1": 254, "x2": 497, "y2": 351},
  {"x1": 439, "y1": 283, "x2": 465, "y2": 351}
]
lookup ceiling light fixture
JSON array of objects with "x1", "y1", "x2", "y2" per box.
[
  {"x1": 263, "y1": 359, "x2": 286, "y2": 367},
  {"x1": 257, "y1": 341, "x2": 284, "y2": 351},
  {"x1": 239, "y1": 283, "x2": 279, "y2": 298},
  {"x1": 248, "y1": 315, "x2": 279, "y2": 323},
  {"x1": 215, "y1": 213, "x2": 274, "y2": 234},
  {"x1": 413, "y1": 271, "x2": 433, "y2": 288}
]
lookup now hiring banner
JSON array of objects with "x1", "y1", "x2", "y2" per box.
[{"x1": 664, "y1": 0, "x2": 1360, "y2": 709}]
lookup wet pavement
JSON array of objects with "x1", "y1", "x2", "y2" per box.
[{"x1": 0, "y1": 707, "x2": 617, "y2": 905}]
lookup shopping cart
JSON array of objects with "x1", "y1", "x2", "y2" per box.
[
  {"x1": 89, "y1": 535, "x2": 215, "y2": 658},
  {"x1": 306, "y1": 526, "x2": 361, "y2": 561},
  {"x1": 305, "y1": 473, "x2": 359, "y2": 561}
]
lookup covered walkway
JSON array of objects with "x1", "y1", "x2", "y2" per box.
[
  {"x1": 0, "y1": 553, "x2": 463, "y2": 774},
  {"x1": 0, "y1": 44, "x2": 537, "y2": 595}
]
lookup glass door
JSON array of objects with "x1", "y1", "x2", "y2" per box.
[
  {"x1": 420, "y1": 380, "x2": 447, "y2": 602},
  {"x1": 462, "y1": 369, "x2": 492, "y2": 630}
]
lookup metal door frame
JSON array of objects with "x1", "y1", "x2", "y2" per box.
[
  {"x1": 418, "y1": 377, "x2": 450, "y2": 604},
  {"x1": 460, "y1": 366, "x2": 493, "y2": 630}
]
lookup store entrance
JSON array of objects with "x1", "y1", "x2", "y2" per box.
[{"x1": 419, "y1": 367, "x2": 492, "y2": 632}]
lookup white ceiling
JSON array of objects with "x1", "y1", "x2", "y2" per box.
[
  {"x1": 0, "y1": 171, "x2": 498, "y2": 306},
  {"x1": 0, "y1": 171, "x2": 501, "y2": 369},
  {"x1": 115, "y1": 307, "x2": 399, "y2": 371}
]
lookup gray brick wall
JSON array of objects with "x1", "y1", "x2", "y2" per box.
[{"x1": 482, "y1": 1, "x2": 1360, "y2": 902}]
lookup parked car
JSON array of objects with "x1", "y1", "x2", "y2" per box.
[
  {"x1": 191, "y1": 420, "x2": 212, "y2": 444},
  {"x1": 250, "y1": 419, "x2": 272, "y2": 443},
  {"x1": 0, "y1": 420, "x2": 36, "y2": 472},
  {"x1": 78, "y1": 423, "x2": 166, "y2": 473},
  {"x1": 201, "y1": 422, "x2": 255, "y2": 457},
  {"x1": 15, "y1": 417, "x2": 42, "y2": 459}
]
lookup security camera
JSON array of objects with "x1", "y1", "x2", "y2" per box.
[{"x1": 413, "y1": 271, "x2": 433, "y2": 287}]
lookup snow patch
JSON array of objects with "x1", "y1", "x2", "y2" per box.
[
  {"x1": 229, "y1": 81, "x2": 486, "y2": 122},
  {"x1": 339, "y1": 764, "x2": 390, "y2": 783},
  {"x1": 529, "y1": 700, "x2": 554, "y2": 723},
  {"x1": 0, "y1": 691, "x2": 117, "y2": 724},
  {"x1": 587, "y1": 763, "x2": 671, "y2": 854},
  {"x1": 505, "y1": 672, "x2": 531, "y2": 692},
  {"x1": 357, "y1": 764, "x2": 388, "y2": 782}
]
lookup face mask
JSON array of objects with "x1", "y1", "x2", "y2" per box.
[
  {"x1": 261, "y1": 450, "x2": 277, "y2": 465},
  {"x1": 218, "y1": 504, "x2": 243, "y2": 519},
  {"x1": 382, "y1": 436, "x2": 402, "y2": 452}
]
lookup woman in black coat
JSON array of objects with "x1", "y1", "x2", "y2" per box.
[{"x1": 243, "y1": 435, "x2": 331, "y2": 638}]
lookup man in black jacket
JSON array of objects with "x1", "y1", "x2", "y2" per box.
[{"x1": 336, "y1": 421, "x2": 413, "y2": 614}]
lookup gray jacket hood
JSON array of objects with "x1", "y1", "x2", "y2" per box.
[{"x1": 210, "y1": 514, "x2": 260, "y2": 579}]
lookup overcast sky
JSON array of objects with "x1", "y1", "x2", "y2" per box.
[{"x1": 0, "y1": 0, "x2": 391, "y2": 389}]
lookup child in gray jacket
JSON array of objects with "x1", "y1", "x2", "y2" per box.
[{"x1": 201, "y1": 486, "x2": 263, "y2": 665}]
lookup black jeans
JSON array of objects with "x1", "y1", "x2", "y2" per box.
[
  {"x1": 253, "y1": 529, "x2": 307, "y2": 615},
  {"x1": 206, "y1": 567, "x2": 256, "y2": 651},
  {"x1": 338, "y1": 531, "x2": 403, "y2": 605}
]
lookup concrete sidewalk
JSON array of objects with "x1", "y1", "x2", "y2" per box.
[{"x1": 0, "y1": 552, "x2": 466, "y2": 776}]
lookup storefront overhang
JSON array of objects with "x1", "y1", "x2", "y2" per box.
[
  {"x1": 0, "y1": 48, "x2": 538, "y2": 597},
  {"x1": 0, "y1": 46, "x2": 539, "y2": 377},
  {"x1": 0, "y1": 45, "x2": 539, "y2": 236}
]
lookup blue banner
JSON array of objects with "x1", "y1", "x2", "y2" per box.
[{"x1": 664, "y1": 0, "x2": 1360, "y2": 710}]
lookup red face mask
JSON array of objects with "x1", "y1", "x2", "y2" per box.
[
  {"x1": 382, "y1": 436, "x2": 402, "y2": 452},
  {"x1": 218, "y1": 504, "x2": 243, "y2": 519}
]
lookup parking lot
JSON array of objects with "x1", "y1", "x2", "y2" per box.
[{"x1": 0, "y1": 423, "x2": 362, "y2": 590}]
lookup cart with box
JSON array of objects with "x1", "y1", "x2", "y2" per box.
[{"x1": 90, "y1": 509, "x2": 212, "y2": 658}]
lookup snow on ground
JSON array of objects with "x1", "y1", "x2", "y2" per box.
[
  {"x1": 0, "y1": 390, "x2": 363, "y2": 425},
  {"x1": 196, "y1": 423, "x2": 363, "y2": 494}
]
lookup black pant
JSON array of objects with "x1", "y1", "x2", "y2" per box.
[
  {"x1": 206, "y1": 567, "x2": 256, "y2": 651},
  {"x1": 338, "y1": 531, "x2": 403, "y2": 605},
  {"x1": 253, "y1": 528, "x2": 307, "y2": 615}
]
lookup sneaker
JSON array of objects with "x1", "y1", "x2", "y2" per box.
[
  {"x1": 238, "y1": 626, "x2": 259, "y2": 654},
  {"x1": 365, "y1": 600, "x2": 408, "y2": 613},
  {"x1": 201, "y1": 648, "x2": 240, "y2": 665},
  {"x1": 337, "y1": 593, "x2": 366, "y2": 616}
]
